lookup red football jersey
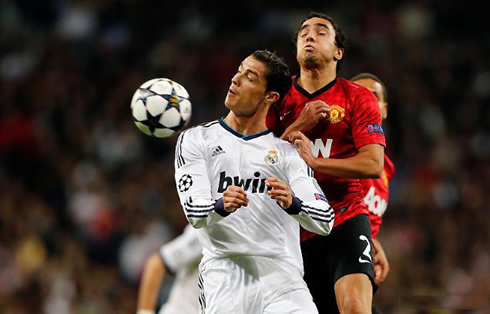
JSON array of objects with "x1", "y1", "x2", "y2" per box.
[
  {"x1": 267, "y1": 77, "x2": 386, "y2": 241},
  {"x1": 360, "y1": 154, "x2": 395, "y2": 240}
]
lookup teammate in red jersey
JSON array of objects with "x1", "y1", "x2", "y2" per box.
[
  {"x1": 267, "y1": 12, "x2": 385, "y2": 313},
  {"x1": 351, "y1": 73, "x2": 394, "y2": 287}
]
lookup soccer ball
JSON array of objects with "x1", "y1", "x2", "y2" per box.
[{"x1": 131, "y1": 78, "x2": 192, "y2": 138}]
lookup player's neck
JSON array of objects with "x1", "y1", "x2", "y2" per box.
[
  {"x1": 298, "y1": 66, "x2": 336, "y2": 94},
  {"x1": 224, "y1": 111, "x2": 268, "y2": 136}
]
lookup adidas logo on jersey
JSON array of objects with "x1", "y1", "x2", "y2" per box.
[
  {"x1": 218, "y1": 171, "x2": 270, "y2": 194},
  {"x1": 211, "y1": 146, "x2": 226, "y2": 158}
]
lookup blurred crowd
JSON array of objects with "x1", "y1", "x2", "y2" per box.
[{"x1": 0, "y1": 0, "x2": 488, "y2": 313}]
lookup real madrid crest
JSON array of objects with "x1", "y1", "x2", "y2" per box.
[
  {"x1": 328, "y1": 104, "x2": 345, "y2": 124},
  {"x1": 265, "y1": 149, "x2": 279, "y2": 165}
]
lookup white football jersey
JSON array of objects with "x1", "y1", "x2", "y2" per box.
[
  {"x1": 174, "y1": 118, "x2": 334, "y2": 274},
  {"x1": 158, "y1": 225, "x2": 201, "y2": 314}
]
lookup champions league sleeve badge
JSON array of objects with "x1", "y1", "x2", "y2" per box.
[
  {"x1": 265, "y1": 149, "x2": 279, "y2": 165},
  {"x1": 178, "y1": 174, "x2": 193, "y2": 192}
]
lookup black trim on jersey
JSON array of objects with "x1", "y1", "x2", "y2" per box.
[
  {"x1": 302, "y1": 204, "x2": 335, "y2": 222},
  {"x1": 198, "y1": 120, "x2": 219, "y2": 128},
  {"x1": 176, "y1": 131, "x2": 186, "y2": 168},
  {"x1": 300, "y1": 209, "x2": 334, "y2": 223},
  {"x1": 294, "y1": 76, "x2": 337, "y2": 99},
  {"x1": 177, "y1": 121, "x2": 218, "y2": 168},
  {"x1": 184, "y1": 202, "x2": 214, "y2": 215},
  {"x1": 198, "y1": 272, "x2": 206, "y2": 313},
  {"x1": 219, "y1": 118, "x2": 271, "y2": 141},
  {"x1": 284, "y1": 197, "x2": 302, "y2": 215},
  {"x1": 213, "y1": 198, "x2": 231, "y2": 217}
]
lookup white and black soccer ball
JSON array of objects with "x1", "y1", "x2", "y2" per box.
[{"x1": 131, "y1": 78, "x2": 192, "y2": 138}]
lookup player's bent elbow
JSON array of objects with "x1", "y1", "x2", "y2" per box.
[
  {"x1": 187, "y1": 218, "x2": 207, "y2": 229},
  {"x1": 364, "y1": 158, "x2": 383, "y2": 178},
  {"x1": 318, "y1": 221, "x2": 334, "y2": 236}
]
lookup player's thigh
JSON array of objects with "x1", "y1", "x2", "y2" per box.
[
  {"x1": 331, "y1": 215, "x2": 376, "y2": 287},
  {"x1": 199, "y1": 266, "x2": 234, "y2": 314},
  {"x1": 264, "y1": 288, "x2": 318, "y2": 314}
]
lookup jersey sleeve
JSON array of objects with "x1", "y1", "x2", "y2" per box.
[
  {"x1": 266, "y1": 104, "x2": 284, "y2": 137},
  {"x1": 159, "y1": 224, "x2": 202, "y2": 273},
  {"x1": 351, "y1": 87, "x2": 386, "y2": 149},
  {"x1": 283, "y1": 144, "x2": 335, "y2": 235},
  {"x1": 175, "y1": 129, "x2": 231, "y2": 228}
]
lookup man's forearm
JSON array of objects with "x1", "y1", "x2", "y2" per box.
[
  {"x1": 137, "y1": 254, "x2": 165, "y2": 311},
  {"x1": 280, "y1": 120, "x2": 305, "y2": 140},
  {"x1": 310, "y1": 154, "x2": 382, "y2": 179}
]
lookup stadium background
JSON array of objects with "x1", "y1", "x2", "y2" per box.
[{"x1": 0, "y1": 0, "x2": 488, "y2": 313}]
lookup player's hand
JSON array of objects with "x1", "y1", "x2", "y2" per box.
[
  {"x1": 373, "y1": 239, "x2": 390, "y2": 284},
  {"x1": 266, "y1": 177, "x2": 293, "y2": 209},
  {"x1": 295, "y1": 100, "x2": 330, "y2": 131},
  {"x1": 223, "y1": 185, "x2": 249, "y2": 213},
  {"x1": 289, "y1": 131, "x2": 316, "y2": 169}
]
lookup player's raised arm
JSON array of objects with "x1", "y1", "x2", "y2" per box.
[{"x1": 175, "y1": 129, "x2": 233, "y2": 228}]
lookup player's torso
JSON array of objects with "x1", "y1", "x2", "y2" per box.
[
  {"x1": 280, "y1": 78, "x2": 356, "y2": 161},
  {"x1": 278, "y1": 78, "x2": 367, "y2": 226},
  {"x1": 205, "y1": 122, "x2": 288, "y2": 200},
  {"x1": 199, "y1": 121, "x2": 301, "y2": 257}
]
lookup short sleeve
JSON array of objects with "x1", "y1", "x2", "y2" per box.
[{"x1": 351, "y1": 87, "x2": 386, "y2": 149}]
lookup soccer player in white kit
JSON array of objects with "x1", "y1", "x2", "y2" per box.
[
  {"x1": 137, "y1": 224, "x2": 202, "y2": 314},
  {"x1": 174, "y1": 50, "x2": 335, "y2": 314}
]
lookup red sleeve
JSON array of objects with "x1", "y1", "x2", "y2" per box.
[
  {"x1": 266, "y1": 104, "x2": 284, "y2": 137},
  {"x1": 350, "y1": 87, "x2": 386, "y2": 149},
  {"x1": 384, "y1": 155, "x2": 395, "y2": 182}
]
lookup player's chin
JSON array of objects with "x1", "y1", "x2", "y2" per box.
[{"x1": 224, "y1": 97, "x2": 234, "y2": 109}]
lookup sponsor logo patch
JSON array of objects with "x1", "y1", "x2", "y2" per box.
[
  {"x1": 314, "y1": 193, "x2": 328, "y2": 202},
  {"x1": 367, "y1": 123, "x2": 384, "y2": 134}
]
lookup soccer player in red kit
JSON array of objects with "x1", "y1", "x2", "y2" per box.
[
  {"x1": 351, "y1": 73, "x2": 395, "y2": 287},
  {"x1": 267, "y1": 12, "x2": 385, "y2": 313}
]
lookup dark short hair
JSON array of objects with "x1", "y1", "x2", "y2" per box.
[
  {"x1": 251, "y1": 50, "x2": 291, "y2": 103},
  {"x1": 294, "y1": 12, "x2": 348, "y2": 72},
  {"x1": 350, "y1": 72, "x2": 388, "y2": 102}
]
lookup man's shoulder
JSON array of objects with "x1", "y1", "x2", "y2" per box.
[
  {"x1": 269, "y1": 135, "x2": 301, "y2": 161},
  {"x1": 337, "y1": 77, "x2": 378, "y2": 107},
  {"x1": 337, "y1": 77, "x2": 370, "y2": 95},
  {"x1": 181, "y1": 120, "x2": 220, "y2": 137}
]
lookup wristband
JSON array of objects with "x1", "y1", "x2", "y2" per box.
[{"x1": 137, "y1": 310, "x2": 155, "y2": 314}]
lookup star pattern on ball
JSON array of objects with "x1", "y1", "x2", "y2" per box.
[
  {"x1": 138, "y1": 97, "x2": 165, "y2": 133},
  {"x1": 178, "y1": 174, "x2": 193, "y2": 192}
]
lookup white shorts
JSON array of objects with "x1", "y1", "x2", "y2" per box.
[{"x1": 198, "y1": 256, "x2": 318, "y2": 314}]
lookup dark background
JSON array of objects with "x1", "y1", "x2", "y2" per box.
[{"x1": 0, "y1": 0, "x2": 488, "y2": 313}]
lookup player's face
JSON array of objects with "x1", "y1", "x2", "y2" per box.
[
  {"x1": 225, "y1": 56, "x2": 269, "y2": 117},
  {"x1": 354, "y1": 78, "x2": 388, "y2": 120},
  {"x1": 296, "y1": 17, "x2": 343, "y2": 69}
]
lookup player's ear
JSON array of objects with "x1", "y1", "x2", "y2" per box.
[
  {"x1": 265, "y1": 91, "x2": 280, "y2": 105},
  {"x1": 333, "y1": 48, "x2": 344, "y2": 62},
  {"x1": 381, "y1": 101, "x2": 388, "y2": 120}
]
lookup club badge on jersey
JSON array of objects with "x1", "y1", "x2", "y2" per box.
[{"x1": 265, "y1": 149, "x2": 279, "y2": 165}]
